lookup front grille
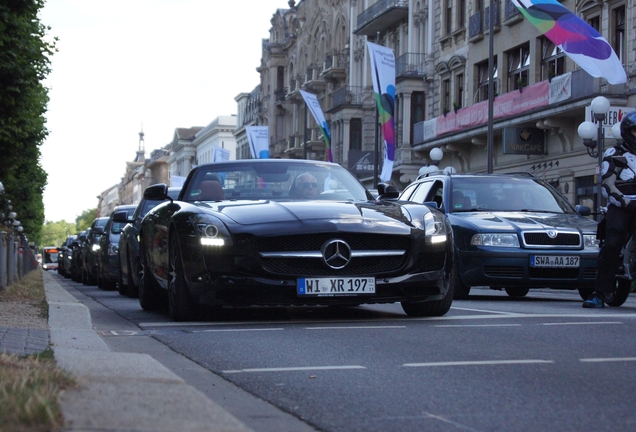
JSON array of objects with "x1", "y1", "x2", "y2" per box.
[
  {"x1": 528, "y1": 268, "x2": 579, "y2": 279},
  {"x1": 421, "y1": 251, "x2": 446, "y2": 272},
  {"x1": 583, "y1": 267, "x2": 598, "y2": 279},
  {"x1": 484, "y1": 266, "x2": 524, "y2": 278},
  {"x1": 257, "y1": 233, "x2": 410, "y2": 276},
  {"x1": 523, "y1": 232, "x2": 581, "y2": 247}
]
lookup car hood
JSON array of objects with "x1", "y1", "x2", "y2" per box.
[
  {"x1": 198, "y1": 200, "x2": 416, "y2": 232},
  {"x1": 449, "y1": 211, "x2": 597, "y2": 233}
]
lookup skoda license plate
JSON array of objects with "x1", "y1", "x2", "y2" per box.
[
  {"x1": 297, "y1": 277, "x2": 375, "y2": 296},
  {"x1": 530, "y1": 255, "x2": 579, "y2": 268}
]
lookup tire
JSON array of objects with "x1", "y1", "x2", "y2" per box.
[
  {"x1": 118, "y1": 268, "x2": 128, "y2": 295},
  {"x1": 138, "y1": 253, "x2": 159, "y2": 311},
  {"x1": 401, "y1": 275, "x2": 454, "y2": 317},
  {"x1": 606, "y1": 278, "x2": 631, "y2": 307},
  {"x1": 127, "y1": 256, "x2": 140, "y2": 298},
  {"x1": 168, "y1": 233, "x2": 195, "y2": 321},
  {"x1": 451, "y1": 258, "x2": 470, "y2": 299},
  {"x1": 505, "y1": 287, "x2": 530, "y2": 297}
]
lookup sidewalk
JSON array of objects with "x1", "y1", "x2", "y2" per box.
[{"x1": 5, "y1": 270, "x2": 254, "y2": 432}]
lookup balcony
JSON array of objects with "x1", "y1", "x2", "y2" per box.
[
  {"x1": 503, "y1": 0, "x2": 522, "y2": 24},
  {"x1": 396, "y1": 53, "x2": 427, "y2": 79},
  {"x1": 354, "y1": 0, "x2": 409, "y2": 36},
  {"x1": 328, "y1": 86, "x2": 364, "y2": 112},
  {"x1": 286, "y1": 78, "x2": 303, "y2": 102},
  {"x1": 320, "y1": 52, "x2": 347, "y2": 82},
  {"x1": 303, "y1": 66, "x2": 325, "y2": 91},
  {"x1": 468, "y1": 11, "x2": 483, "y2": 40}
]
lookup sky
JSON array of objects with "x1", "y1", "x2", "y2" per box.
[{"x1": 39, "y1": 0, "x2": 289, "y2": 223}]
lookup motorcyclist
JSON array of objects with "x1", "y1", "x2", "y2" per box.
[{"x1": 584, "y1": 111, "x2": 636, "y2": 308}]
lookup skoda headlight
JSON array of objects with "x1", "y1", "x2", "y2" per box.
[
  {"x1": 583, "y1": 234, "x2": 600, "y2": 249},
  {"x1": 423, "y1": 211, "x2": 447, "y2": 244},
  {"x1": 91, "y1": 244, "x2": 100, "y2": 252},
  {"x1": 471, "y1": 233, "x2": 520, "y2": 247},
  {"x1": 189, "y1": 214, "x2": 233, "y2": 247}
]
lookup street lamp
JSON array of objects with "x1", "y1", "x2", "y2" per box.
[
  {"x1": 577, "y1": 95, "x2": 610, "y2": 220},
  {"x1": 429, "y1": 147, "x2": 443, "y2": 165}
]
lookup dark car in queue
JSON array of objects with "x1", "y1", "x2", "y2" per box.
[
  {"x1": 117, "y1": 187, "x2": 181, "y2": 297},
  {"x1": 138, "y1": 159, "x2": 454, "y2": 321},
  {"x1": 96, "y1": 204, "x2": 137, "y2": 290},
  {"x1": 81, "y1": 217, "x2": 109, "y2": 285},
  {"x1": 70, "y1": 230, "x2": 87, "y2": 282},
  {"x1": 399, "y1": 172, "x2": 599, "y2": 300},
  {"x1": 57, "y1": 235, "x2": 76, "y2": 278}
]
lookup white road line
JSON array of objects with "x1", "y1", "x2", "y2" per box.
[
  {"x1": 306, "y1": 325, "x2": 406, "y2": 330},
  {"x1": 222, "y1": 365, "x2": 366, "y2": 374},
  {"x1": 434, "y1": 324, "x2": 522, "y2": 328},
  {"x1": 194, "y1": 328, "x2": 284, "y2": 333},
  {"x1": 451, "y1": 306, "x2": 520, "y2": 315},
  {"x1": 580, "y1": 357, "x2": 636, "y2": 363},
  {"x1": 541, "y1": 321, "x2": 623, "y2": 326},
  {"x1": 403, "y1": 359, "x2": 553, "y2": 367}
]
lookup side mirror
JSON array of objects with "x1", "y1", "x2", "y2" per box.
[
  {"x1": 424, "y1": 201, "x2": 439, "y2": 209},
  {"x1": 112, "y1": 210, "x2": 130, "y2": 223},
  {"x1": 144, "y1": 183, "x2": 170, "y2": 201},
  {"x1": 376, "y1": 182, "x2": 400, "y2": 200},
  {"x1": 612, "y1": 155, "x2": 628, "y2": 168},
  {"x1": 92, "y1": 226, "x2": 104, "y2": 235},
  {"x1": 575, "y1": 205, "x2": 591, "y2": 216}
]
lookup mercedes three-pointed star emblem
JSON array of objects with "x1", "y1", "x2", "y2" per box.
[{"x1": 321, "y1": 239, "x2": 352, "y2": 270}]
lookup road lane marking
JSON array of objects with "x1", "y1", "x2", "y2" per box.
[
  {"x1": 580, "y1": 357, "x2": 636, "y2": 363},
  {"x1": 306, "y1": 325, "x2": 406, "y2": 330},
  {"x1": 451, "y1": 306, "x2": 520, "y2": 315},
  {"x1": 541, "y1": 321, "x2": 623, "y2": 326},
  {"x1": 434, "y1": 324, "x2": 522, "y2": 328},
  {"x1": 193, "y1": 328, "x2": 284, "y2": 333},
  {"x1": 403, "y1": 359, "x2": 553, "y2": 367},
  {"x1": 222, "y1": 365, "x2": 366, "y2": 374}
]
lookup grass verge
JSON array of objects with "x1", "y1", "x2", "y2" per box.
[{"x1": 0, "y1": 270, "x2": 76, "y2": 432}]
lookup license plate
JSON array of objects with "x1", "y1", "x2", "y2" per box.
[
  {"x1": 530, "y1": 255, "x2": 580, "y2": 268},
  {"x1": 297, "y1": 277, "x2": 376, "y2": 296}
]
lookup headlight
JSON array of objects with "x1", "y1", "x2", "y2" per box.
[
  {"x1": 471, "y1": 233, "x2": 520, "y2": 247},
  {"x1": 92, "y1": 244, "x2": 100, "y2": 252},
  {"x1": 583, "y1": 234, "x2": 600, "y2": 249},
  {"x1": 189, "y1": 214, "x2": 233, "y2": 247},
  {"x1": 423, "y1": 211, "x2": 447, "y2": 244}
]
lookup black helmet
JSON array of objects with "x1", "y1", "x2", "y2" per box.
[{"x1": 620, "y1": 111, "x2": 636, "y2": 153}]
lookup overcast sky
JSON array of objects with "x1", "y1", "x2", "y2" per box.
[{"x1": 39, "y1": 0, "x2": 288, "y2": 223}]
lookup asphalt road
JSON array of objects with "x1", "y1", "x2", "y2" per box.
[{"x1": 53, "y1": 273, "x2": 636, "y2": 432}]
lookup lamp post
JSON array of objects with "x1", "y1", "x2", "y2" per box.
[{"x1": 577, "y1": 95, "x2": 610, "y2": 220}]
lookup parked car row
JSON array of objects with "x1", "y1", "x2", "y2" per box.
[{"x1": 58, "y1": 160, "x2": 608, "y2": 322}]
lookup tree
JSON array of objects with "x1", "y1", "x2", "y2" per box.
[
  {"x1": 0, "y1": 0, "x2": 57, "y2": 245},
  {"x1": 41, "y1": 220, "x2": 77, "y2": 247},
  {"x1": 76, "y1": 208, "x2": 98, "y2": 232}
]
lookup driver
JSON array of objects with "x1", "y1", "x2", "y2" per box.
[
  {"x1": 289, "y1": 172, "x2": 319, "y2": 199},
  {"x1": 584, "y1": 111, "x2": 636, "y2": 308}
]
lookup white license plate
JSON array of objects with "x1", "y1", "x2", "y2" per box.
[
  {"x1": 530, "y1": 255, "x2": 580, "y2": 268},
  {"x1": 297, "y1": 277, "x2": 376, "y2": 296}
]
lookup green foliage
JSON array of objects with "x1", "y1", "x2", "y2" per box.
[
  {"x1": 0, "y1": 0, "x2": 57, "y2": 245},
  {"x1": 40, "y1": 220, "x2": 77, "y2": 247},
  {"x1": 75, "y1": 208, "x2": 97, "y2": 232}
]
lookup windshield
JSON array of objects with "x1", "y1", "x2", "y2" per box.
[
  {"x1": 450, "y1": 177, "x2": 572, "y2": 213},
  {"x1": 183, "y1": 161, "x2": 370, "y2": 203}
]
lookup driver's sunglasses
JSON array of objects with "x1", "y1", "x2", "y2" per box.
[{"x1": 302, "y1": 182, "x2": 318, "y2": 189}]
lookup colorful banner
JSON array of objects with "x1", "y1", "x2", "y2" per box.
[
  {"x1": 245, "y1": 126, "x2": 269, "y2": 159},
  {"x1": 300, "y1": 90, "x2": 332, "y2": 162},
  {"x1": 366, "y1": 41, "x2": 396, "y2": 182},
  {"x1": 511, "y1": 0, "x2": 626, "y2": 85}
]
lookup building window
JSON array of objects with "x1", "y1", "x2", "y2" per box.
[
  {"x1": 442, "y1": 79, "x2": 451, "y2": 113},
  {"x1": 457, "y1": 0, "x2": 466, "y2": 28},
  {"x1": 445, "y1": 0, "x2": 453, "y2": 35},
  {"x1": 410, "y1": 92, "x2": 425, "y2": 142},
  {"x1": 507, "y1": 43, "x2": 530, "y2": 91},
  {"x1": 455, "y1": 73, "x2": 464, "y2": 108},
  {"x1": 541, "y1": 37, "x2": 565, "y2": 80},
  {"x1": 476, "y1": 57, "x2": 497, "y2": 102},
  {"x1": 350, "y1": 118, "x2": 362, "y2": 151},
  {"x1": 612, "y1": 5, "x2": 625, "y2": 63},
  {"x1": 587, "y1": 15, "x2": 600, "y2": 32}
]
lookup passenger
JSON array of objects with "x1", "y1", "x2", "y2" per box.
[{"x1": 289, "y1": 172, "x2": 319, "y2": 199}]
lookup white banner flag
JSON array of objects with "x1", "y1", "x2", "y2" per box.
[{"x1": 245, "y1": 126, "x2": 269, "y2": 159}]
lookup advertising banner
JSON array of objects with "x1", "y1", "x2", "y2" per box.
[
  {"x1": 366, "y1": 41, "x2": 396, "y2": 182},
  {"x1": 300, "y1": 90, "x2": 332, "y2": 162},
  {"x1": 245, "y1": 126, "x2": 270, "y2": 159}
]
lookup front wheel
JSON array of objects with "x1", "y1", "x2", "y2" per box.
[
  {"x1": 505, "y1": 287, "x2": 530, "y2": 298},
  {"x1": 401, "y1": 278, "x2": 454, "y2": 317},
  {"x1": 138, "y1": 253, "x2": 159, "y2": 311},
  {"x1": 168, "y1": 233, "x2": 196, "y2": 321},
  {"x1": 606, "y1": 278, "x2": 631, "y2": 307},
  {"x1": 451, "y1": 258, "x2": 470, "y2": 299}
]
